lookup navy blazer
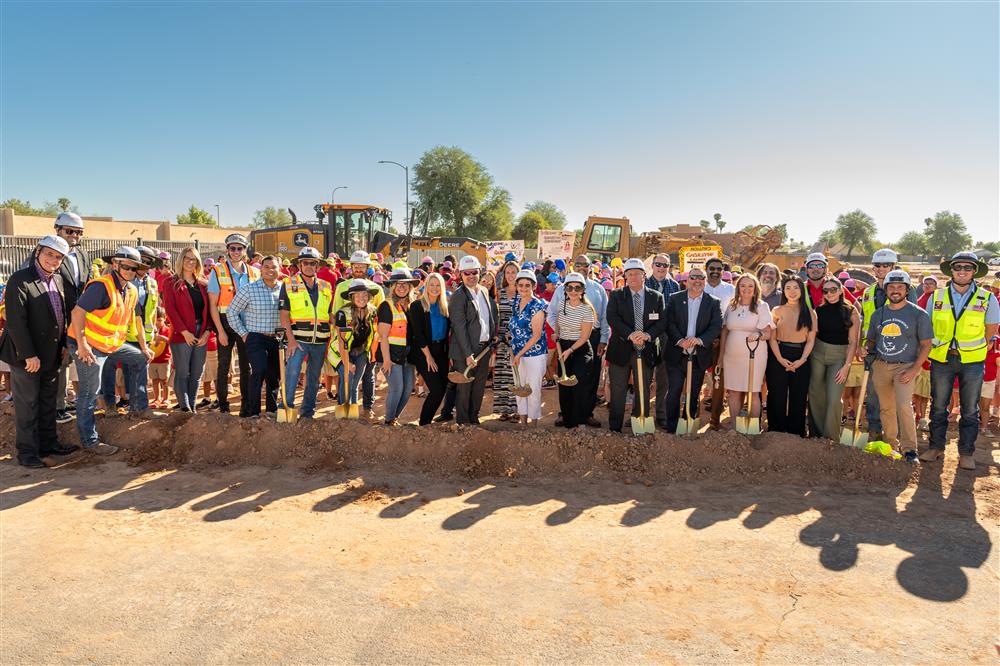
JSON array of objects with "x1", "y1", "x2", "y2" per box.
[{"x1": 664, "y1": 290, "x2": 723, "y2": 370}]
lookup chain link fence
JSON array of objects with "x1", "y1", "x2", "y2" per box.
[{"x1": 0, "y1": 236, "x2": 227, "y2": 281}]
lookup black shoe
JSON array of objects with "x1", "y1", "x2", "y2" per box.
[
  {"x1": 196, "y1": 398, "x2": 210, "y2": 408},
  {"x1": 209, "y1": 399, "x2": 219, "y2": 409},
  {"x1": 584, "y1": 416, "x2": 601, "y2": 428},
  {"x1": 41, "y1": 443, "x2": 80, "y2": 456},
  {"x1": 434, "y1": 413, "x2": 453, "y2": 423},
  {"x1": 55, "y1": 409, "x2": 75, "y2": 424},
  {"x1": 65, "y1": 402, "x2": 77, "y2": 412},
  {"x1": 218, "y1": 402, "x2": 230, "y2": 413},
  {"x1": 18, "y1": 455, "x2": 47, "y2": 468},
  {"x1": 116, "y1": 398, "x2": 129, "y2": 409},
  {"x1": 555, "y1": 416, "x2": 564, "y2": 427}
]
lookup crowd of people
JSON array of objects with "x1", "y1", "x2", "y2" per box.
[{"x1": 1, "y1": 211, "x2": 998, "y2": 472}]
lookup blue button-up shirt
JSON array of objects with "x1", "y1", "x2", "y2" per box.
[
  {"x1": 227, "y1": 279, "x2": 282, "y2": 337},
  {"x1": 546, "y1": 278, "x2": 610, "y2": 343}
]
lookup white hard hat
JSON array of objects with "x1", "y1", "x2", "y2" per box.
[
  {"x1": 349, "y1": 250, "x2": 370, "y2": 265},
  {"x1": 514, "y1": 269, "x2": 537, "y2": 284},
  {"x1": 459, "y1": 255, "x2": 482, "y2": 271},
  {"x1": 224, "y1": 233, "x2": 249, "y2": 247},
  {"x1": 622, "y1": 258, "x2": 646, "y2": 274},
  {"x1": 103, "y1": 245, "x2": 143, "y2": 266},
  {"x1": 54, "y1": 212, "x2": 84, "y2": 229},
  {"x1": 37, "y1": 235, "x2": 69, "y2": 256},
  {"x1": 805, "y1": 252, "x2": 828, "y2": 266},
  {"x1": 884, "y1": 269, "x2": 911, "y2": 285},
  {"x1": 293, "y1": 246, "x2": 322, "y2": 265},
  {"x1": 564, "y1": 271, "x2": 586, "y2": 286},
  {"x1": 872, "y1": 248, "x2": 898, "y2": 264}
]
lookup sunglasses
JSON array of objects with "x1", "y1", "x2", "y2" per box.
[
  {"x1": 951, "y1": 264, "x2": 975, "y2": 272},
  {"x1": 299, "y1": 260, "x2": 319, "y2": 266},
  {"x1": 566, "y1": 284, "x2": 584, "y2": 292},
  {"x1": 688, "y1": 275, "x2": 706, "y2": 281},
  {"x1": 652, "y1": 262, "x2": 669, "y2": 268},
  {"x1": 806, "y1": 263, "x2": 825, "y2": 270},
  {"x1": 462, "y1": 270, "x2": 479, "y2": 277},
  {"x1": 873, "y1": 262, "x2": 893, "y2": 268},
  {"x1": 822, "y1": 287, "x2": 840, "y2": 294},
  {"x1": 60, "y1": 228, "x2": 83, "y2": 236},
  {"x1": 118, "y1": 264, "x2": 139, "y2": 272},
  {"x1": 227, "y1": 245, "x2": 245, "y2": 252},
  {"x1": 183, "y1": 256, "x2": 198, "y2": 262}
]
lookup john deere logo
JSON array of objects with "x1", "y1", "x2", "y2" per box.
[{"x1": 293, "y1": 232, "x2": 309, "y2": 247}]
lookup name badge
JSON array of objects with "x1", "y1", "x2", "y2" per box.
[{"x1": 649, "y1": 313, "x2": 659, "y2": 320}]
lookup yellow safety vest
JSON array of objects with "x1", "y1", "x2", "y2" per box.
[
  {"x1": 285, "y1": 275, "x2": 332, "y2": 343},
  {"x1": 126, "y1": 275, "x2": 159, "y2": 344},
  {"x1": 212, "y1": 261, "x2": 260, "y2": 312},
  {"x1": 333, "y1": 278, "x2": 384, "y2": 314},
  {"x1": 327, "y1": 304, "x2": 378, "y2": 368},
  {"x1": 928, "y1": 285, "x2": 990, "y2": 363},
  {"x1": 860, "y1": 283, "x2": 878, "y2": 346},
  {"x1": 68, "y1": 274, "x2": 138, "y2": 353}
]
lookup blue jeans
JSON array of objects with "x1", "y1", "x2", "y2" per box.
[
  {"x1": 929, "y1": 356, "x2": 984, "y2": 455},
  {"x1": 285, "y1": 342, "x2": 326, "y2": 418},
  {"x1": 337, "y1": 351, "x2": 370, "y2": 406},
  {"x1": 384, "y1": 362, "x2": 415, "y2": 421},
  {"x1": 99, "y1": 341, "x2": 149, "y2": 412},
  {"x1": 171, "y1": 342, "x2": 207, "y2": 411},
  {"x1": 69, "y1": 341, "x2": 143, "y2": 447}
]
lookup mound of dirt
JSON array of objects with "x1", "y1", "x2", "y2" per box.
[{"x1": 0, "y1": 411, "x2": 915, "y2": 488}]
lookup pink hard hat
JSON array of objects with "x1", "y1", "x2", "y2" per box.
[
  {"x1": 158, "y1": 251, "x2": 171, "y2": 260},
  {"x1": 421, "y1": 256, "x2": 434, "y2": 265},
  {"x1": 373, "y1": 273, "x2": 385, "y2": 284},
  {"x1": 722, "y1": 271, "x2": 733, "y2": 281},
  {"x1": 844, "y1": 278, "x2": 857, "y2": 288},
  {"x1": 837, "y1": 271, "x2": 850, "y2": 279},
  {"x1": 442, "y1": 260, "x2": 453, "y2": 269},
  {"x1": 601, "y1": 279, "x2": 613, "y2": 290},
  {"x1": 204, "y1": 258, "x2": 215, "y2": 267}
]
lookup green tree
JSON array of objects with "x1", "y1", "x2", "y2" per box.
[
  {"x1": 977, "y1": 240, "x2": 1000, "y2": 253},
  {"x1": 176, "y1": 205, "x2": 218, "y2": 226},
  {"x1": 512, "y1": 211, "x2": 549, "y2": 247},
  {"x1": 924, "y1": 210, "x2": 972, "y2": 259},
  {"x1": 524, "y1": 200, "x2": 566, "y2": 230},
  {"x1": 57, "y1": 197, "x2": 71, "y2": 212},
  {"x1": 713, "y1": 212, "x2": 726, "y2": 233},
  {"x1": 834, "y1": 209, "x2": 877, "y2": 258},
  {"x1": 249, "y1": 206, "x2": 293, "y2": 230},
  {"x1": 412, "y1": 146, "x2": 492, "y2": 236},
  {"x1": 699, "y1": 219, "x2": 712, "y2": 233},
  {"x1": 1, "y1": 198, "x2": 48, "y2": 216},
  {"x1": 466, "y1": 186, "x2": 514, "y2": 240},
  {"x1": 896, "y1": 230, "x2": 928, "y2": 257}
]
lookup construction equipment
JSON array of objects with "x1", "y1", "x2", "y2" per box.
[
  {"x1": 839, "y1": 363, "x2": 871, "y2": 448},
  {"x1": 510, "y1": 351, "x2": 532, "y2": 398},
  {"x1": 554, "y1": 342, "x2": 578, "y2": 387},
  {"x1": 448, "y1": 344, "x2": 494, "y2": 385},
  {"x1": 676, "y1": 350, "x2": 699, "y2": 436},
  {"x1": 735, "y1": 338, "x2": 762, "y2": 435},
  {"x1": 631, "y1": 350, "x2": 655, "y2": 435},
  {"x1": 275, "y1": 330, "x2": 298, "y2": 424}
]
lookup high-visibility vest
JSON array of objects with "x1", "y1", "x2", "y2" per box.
[
  {"x1": 860, "y1": 283, "x2": 878, "y2": 346},
  {"x1": 333, "y1": 278, "x2": 384, "y2": 314},
  {"x1": 285, "y1": 275, "x2": 332, "y2": 343},
  {"x1": 126, "y1": 275, "x2": 159, "y2": 344},
  {"x1": 212, "y1": 261, "x2": 259, "y2": 312},
  {"x1": 68, "y1": 274, "x2": 138, "y2": 353},
  {"x1": 928, "y1": 285, "x2": 990, "y2": 363},
  {"x1": 327, "y1": 304, "x2": 378, "y2": 368},
  {"x1": 384, "y1": 300, "x2": 408, "y2": 347}
]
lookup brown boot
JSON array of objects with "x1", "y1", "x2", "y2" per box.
[
  {"x1": 919, "y1": 448, "x2": 944, "y2": 462},
  {"x1": 958, "y1": 455, "x2": 976, "y2": 470}
]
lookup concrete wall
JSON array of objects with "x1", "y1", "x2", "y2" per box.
[{"x1": 0, "y1": 209, "x2": 249, "y2": 243}]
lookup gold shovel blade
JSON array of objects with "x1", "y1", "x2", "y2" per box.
[
  {"x1": 676, "y1": 417, "x2": 700, "y2": 435},
  {"x1": 513, "y1": 385, "x2": 532, "y2": 397},
  {"x1": 557, "y1": 375, "x2": 578, "y2": 386},
  {"x1": 448, "y1": 370, "x2": 473, "y2": 384},
  {"x1": 348, "y1": 403, "x2": 360, "y2": 420},
  {"x1": 839, "y1": 428, "x2": 868, "y2": 448}
]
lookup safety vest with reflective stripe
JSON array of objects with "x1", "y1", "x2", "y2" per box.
[
  {"x1": 928, "y1": 285, "x2": 990, "y2": 363},
  {"x1": 212, "y1": 261, "x2": 260, "y2": 312},
  {"x1": 285, "y1": 275, "x2": 332, "y2": 343},
  {"x1": 126, "y1": 275, "x2": 159, "y2": 344},
  {"x1": 860, "y1": 283, "x2": 879, "y2": 346},
  {"x1": 327, "y1": 304, "x2": 378, "y2": 368},
  {"x1": 385, "y1": 300, "x2": 408, "y2": 346},
  {"x1": 68, "y1": 274, "x2": 138, "y2": 353}
]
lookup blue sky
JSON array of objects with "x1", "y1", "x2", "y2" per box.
[{"x1": 2, "y1": 1, "x2": 997, "y2": 243}]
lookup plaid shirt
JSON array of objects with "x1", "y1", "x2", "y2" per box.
[
  {"x1": 646, "y1": 275, "x2": 680, "y2": 299},
  {"x1": 226, "y1": 279, "x2": 282, "y2": 337}
]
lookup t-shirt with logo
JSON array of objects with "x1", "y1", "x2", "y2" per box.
[{"x1": 870, "y1": 302, "x2": 932, "y2": 365}]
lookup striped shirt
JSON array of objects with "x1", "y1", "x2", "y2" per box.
[{"x1": 556, "y1": 302, "x2": 595, "y2": 341}]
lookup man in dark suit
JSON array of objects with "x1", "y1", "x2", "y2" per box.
[
  {"x1": 605, "y1": 258, "x2": 667, "y2": 432},
  {"x1": 663, "y1": 265, "x2": 724, "y2": 433},
  {"x1": 448, "y1": 255, "x2": 498, "y2": 425},
  {"x1": 0, "y1": 236, "x2": 80, "y2": 467}
]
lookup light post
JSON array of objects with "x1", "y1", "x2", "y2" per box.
[
  {"x1": 331, "y1": 186, "x2": 348, "y2": 206},
  {"x1": 215, "y1": 204, "x2": 220, "y2": 226},
  {"x1": 377, "y1": 160, "x2": 410, "y2": 235}
]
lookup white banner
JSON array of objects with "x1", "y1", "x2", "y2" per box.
[
  {"x1": 484, "y1": 240, "x2": 525, "y2": 270},
  {"x1": 537, "y1": 230, "x2": 576, "y2": 260}
]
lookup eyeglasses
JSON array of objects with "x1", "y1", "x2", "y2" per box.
[
  {"x1": 60, "y1": 228, "x2": 83, "y2": 237},
  {"x1": 183, "y1": 256, "x2": 198, "y2": 262},
  {"x1": 951, "y1": 264, "x2": 975, "y2": 272},
  {"x1": 227, "y1": 245, "x2": 245, "y2": 252},
  {"x1": 822, "y1": 287, "x2": 840, "y2": 294},
  {"x1": 806, "y1": 263, "x2": 825, "y2": 270},
  {"x1": 566, "y1": 284, "x2": 584, "y2": 292},
  {"x1": 462, "y1": 270, "x2": 479, "y2": 277},
  {"x1": 653, "y1": 262, "x2": 669, "y2": 268},
  {"x1": 873, "y1": 262, "x2": 893, "y2": 268},
  {"x1": 688, "y1": 275, "x2": 706, "y2": 281}
]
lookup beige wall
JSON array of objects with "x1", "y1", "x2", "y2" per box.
[{"x1": 0, "y1": 209, "x2": 249, "y2": 242}]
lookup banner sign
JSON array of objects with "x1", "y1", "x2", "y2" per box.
[
  {"x1": 537, "y1": 230, "x2": 576, "y2": 260},
  {"x1": 679, "y1": 245, "x2": 723, "y2": 272},
  {"x1": 484, "y1": 240, "x2": 525, "y2": 269}
]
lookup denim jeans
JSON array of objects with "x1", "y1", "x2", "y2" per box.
[
  {"x1": 285, "y1": 342, "x2": 326, "y2": 418},
  {"x1": 361, "y1": 358, "x2": 376, "y2": 410},
  {"x1": 99, "y1": 341, "x2": 149, "y2": 412},
  {"x1": 171, "y1": 342, "x2": 207, "y2": 411},
  {"x1": 384, "y1": 362, "x2": 415, "y2": 421},
  {"x1": 337, "y1": 351, "x2": 370, "y2": 406},
  {"x1": 68, "y1": 342, "x2": 114, "y2": 447},
  {"x1": 929, "y1": 356, "x2": 984, "y2": 455}
]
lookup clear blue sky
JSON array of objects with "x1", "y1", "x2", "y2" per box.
[{"x1": 2, "y1": 1, "x2": 997, "y2": 243}]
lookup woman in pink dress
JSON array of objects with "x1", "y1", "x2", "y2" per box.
[{"x1": 718, "y1": 273, "x2": 773, "y2": 428}]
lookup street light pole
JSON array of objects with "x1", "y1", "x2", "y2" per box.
[
  {"x1": 331, "y1": 186, "x2": 348, "y2": 206},
  {"x1": 215, "y1": 204, "x2": 221, "y2": 226},
  {"x1": 378, "y1": 160, "x2": 410, "y2": 235}
]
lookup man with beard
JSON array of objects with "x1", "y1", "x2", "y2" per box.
[
  {"x1": 921, "y1": 252, "x2": 1000, "y2": 470},
  {"x1": 802, "y1": 253, "x2": 857, "y2": 308},
  {"x1": 860, "y1": 270, "x2": 932, "y2": 460},
  {"x1": 756, "y1": 263, "x2": 782, "y2": 310},
  {"x1": 332, "y1": 250, "x2": 384, "y2": 420}
]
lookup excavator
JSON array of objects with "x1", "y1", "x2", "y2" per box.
[{"x1": 248, "y1": 203, "x2": 488, "y2": 265}]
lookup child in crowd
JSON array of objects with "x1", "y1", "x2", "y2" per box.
[
  {"x1": 198, "y1": 330, "x2": 218, "y2": 409},
  {"x1": 148, "y1": 307, "x2": 171, "y2": 408}
]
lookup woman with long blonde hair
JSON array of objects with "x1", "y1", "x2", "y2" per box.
[
  {"x1": 717, "y1": 273, "x2": 772, "y2": 429},
  {"x1": 408, "y1": 272, "x2": 451, "y2": 425}
]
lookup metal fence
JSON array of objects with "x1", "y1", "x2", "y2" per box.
[{"x1": 0, "y1": 236, "x2": 228, "y2": 281}]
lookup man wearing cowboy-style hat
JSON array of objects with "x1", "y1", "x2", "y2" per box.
[{"x1": 920, "y1": 251, "x2": 1000, "y2": 470}]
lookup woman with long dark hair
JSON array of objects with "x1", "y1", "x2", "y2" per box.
[
  {"x1": 408, "y1": 272, "x2": 450, "y2": 425},
  {"x1": 507, "y1": 270, "x2": 548, "y2": 425},
  {"x1": 808, "y1": 277, "x2": 860, "y2": 439},
  {"x1": 554, "y1": 272, "x2": 596, "y2": 429},
  {"x1": 493, "y1": 260, "x2": 520, "y2": 421},
  {"x1": 379, "y1": 268, "x2": 419, "y2": 425},
  {"x1": 766, "y1": 274, "x2": 817, "y2": 436}
]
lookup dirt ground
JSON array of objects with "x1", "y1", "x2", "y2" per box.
[{"x1": 2, "y1": 384, "x2": 998, "y2": 664}]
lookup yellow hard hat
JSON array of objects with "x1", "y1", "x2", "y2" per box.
[{"x1": 610, "y1": 258, "x2": 623, "y2": 269}]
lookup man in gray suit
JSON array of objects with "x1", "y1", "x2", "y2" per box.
[{"x1": 448, "y1": 255, "x2": 497, "y2": 425}]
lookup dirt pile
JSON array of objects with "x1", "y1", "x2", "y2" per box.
[{"x1": 0, "y1": 411, "x2": 915, "y2": 487}]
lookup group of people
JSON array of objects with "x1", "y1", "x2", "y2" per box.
[{"x1": 1, "y1": 213, "x2": 997, "y2": 473}]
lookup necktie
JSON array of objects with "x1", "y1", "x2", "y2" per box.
[{"x1": 632, "y1": 291, "x2": 643, "y2": 333}]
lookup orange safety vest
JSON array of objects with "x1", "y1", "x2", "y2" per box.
[
  {"x1": 68, "y1": 274, "x2": 138, "y2": 353},
  {"x1": 212, "y1": 261, "x2": 260, "y2": 312},
  {"x1": 385, "y1": 300, "x2": 408, "y2": 347}
]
